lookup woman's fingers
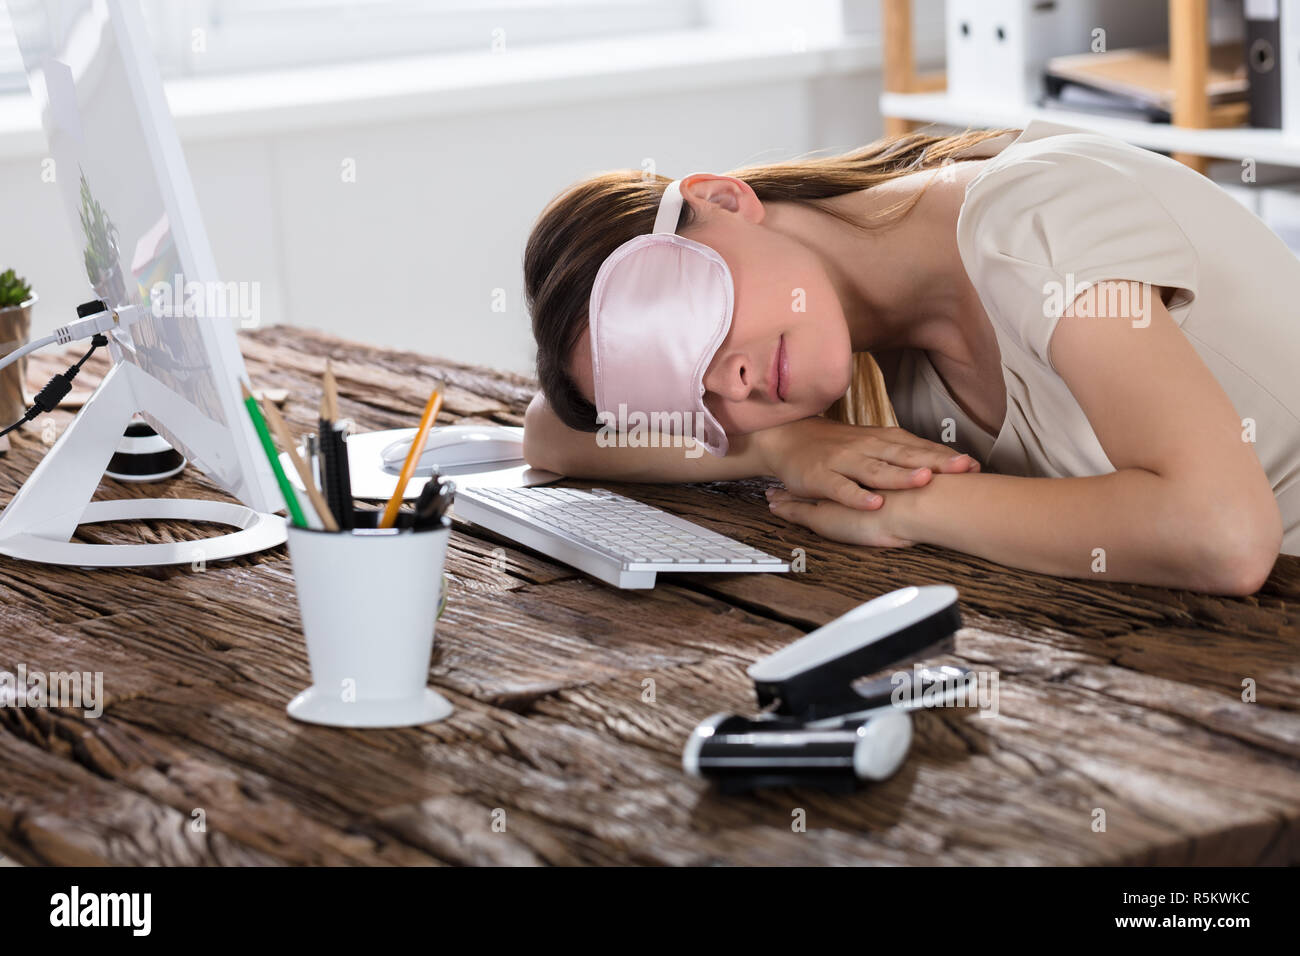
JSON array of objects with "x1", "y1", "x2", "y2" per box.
[
  {"x1": 769, "y1": 496, "x2": 820, "y2": 523},
  {"x1": 866, "y1": 438, "x2": 979, "y2": 474},
  {"x1": 786, "y1": 461, "x2": 943, "y2": 514},
  {"x1": 766, "y1": 492, "x2": 835, "y2": 535},
  {"x1": 766, "y1": 487, "x2": 816, "y2": 505},
  {"x1": 820, "y1": 473, "x2": 884, "y2": 510},
  {"x1": 766, "y1": 489, "x2": 912, "y2": 547},
  {"x1": 868, "y1": 428, "x2": 982, "y2": 473},
  {"x1": 843, "y1": 458, "x2": 935, "y2": 491}
]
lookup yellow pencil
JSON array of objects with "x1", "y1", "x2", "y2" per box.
[
  {"x1": 321, "y1": 359, "x2": 339, "y2": 423},
  {"x1": 262, "y1": 398, "x2": 340, "y2": 533},
  {"x1": 379, "y1": 381, "x2": 443, "y2": 529}
]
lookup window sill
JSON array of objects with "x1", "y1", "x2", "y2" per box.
[{"x1": 0, "y1": 27, "x2": 884, "y2": 157}]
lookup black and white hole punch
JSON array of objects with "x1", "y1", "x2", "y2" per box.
[
  {"x1": 681, "y1": 710, "x2": 915, "y2": 793},
  {"x1": 749, "y1": 583, "x2": 963, "y2": 720},
  {"x1": 683, "y1": 585, "x2": 970, "y2": 792}
]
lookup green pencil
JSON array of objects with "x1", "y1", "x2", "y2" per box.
[{"x1": 241, "y1": 382, "x2": 308, "y2": 528}]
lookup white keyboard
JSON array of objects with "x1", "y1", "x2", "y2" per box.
[{"x1": 454, "y1": 486, "x2": 789, "y2": 589}]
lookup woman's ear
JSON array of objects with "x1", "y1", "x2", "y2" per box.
[{"x1": 680, "y1": 174, "x2": 764, "y2": 225}]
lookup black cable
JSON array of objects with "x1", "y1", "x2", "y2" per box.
[{"x1": 0, "y1": 333, "x2": 108, "y2": 440}]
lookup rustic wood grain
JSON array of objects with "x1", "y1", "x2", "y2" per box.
[{"x1": 0, "y1": 326, "x2": 1297, "y2": 866}]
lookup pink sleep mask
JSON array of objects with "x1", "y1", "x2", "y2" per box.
[{"x1": 588, "y1": 175, "x2": 733, "y2": 456}]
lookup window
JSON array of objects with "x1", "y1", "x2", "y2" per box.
[
  {"x1": 0, "y1": 0, "x2": 703, "y2": 91},
  {"x1": 0, "y1": 9, "x2": 22, "y2": 92}
]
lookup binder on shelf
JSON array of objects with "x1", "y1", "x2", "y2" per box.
[
  {"x1": 944, "y1": 0, "x2": 1166, "y2": 109},
  {"x1": 1284, "y1": 0, "x2": 1300, "y2": 137},
  {"x1": 1246, "y1": 0, "x2": 1284, "y2": 127}
]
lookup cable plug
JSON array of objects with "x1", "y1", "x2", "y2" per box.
[
  {"x1": 52, "y1": 303, "x2": 144, "y2": 345},
  {"x1": 23, "y1": 333, "x2": 108, "y2": 421}
]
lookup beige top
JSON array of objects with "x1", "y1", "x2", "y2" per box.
[{"x1": 883, "y1": 119, "x2": 1300, "y2": 556}]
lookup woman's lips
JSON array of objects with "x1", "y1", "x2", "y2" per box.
[
  {"x1": 765, "y1": 335, "x2": 791, "y2": 403},
  {"x1": 777, "y1": 336, "x2": 790, "y2": 401},
  {"x1": 767, "y1": 337, "x2": 780, "y2": 402}
]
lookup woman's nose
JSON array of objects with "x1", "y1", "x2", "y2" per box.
[{"x1": 703, "y1": 351, "x2": 754, "y2": 404}]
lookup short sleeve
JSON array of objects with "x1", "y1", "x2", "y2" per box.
[{"x1": 956, "y1": 146, "x2": 1200, "y2": 372}]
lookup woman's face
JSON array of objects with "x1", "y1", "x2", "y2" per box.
[{"x1": 568, "y1": 175, "x2": 855, "y2": 438}]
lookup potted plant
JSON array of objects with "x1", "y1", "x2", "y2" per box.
[
  {"x1": 0, "y1": 268, "x2": 36, "y2": 428},
  {"x1": 78, "y1": 169, "x2": 127, "y2": 305}
]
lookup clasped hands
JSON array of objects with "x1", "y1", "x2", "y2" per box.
[{"x1": 756, "y1": 417, "x2": 980, "y2": 548}]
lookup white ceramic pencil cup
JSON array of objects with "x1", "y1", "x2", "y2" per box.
[{"x1": 285, "y1": 510, "x2": 452, "y2": 728}]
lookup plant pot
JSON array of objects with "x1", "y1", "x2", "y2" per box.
[{"x1": 0, "y1": 293, "x2": 36, "y2": 424}]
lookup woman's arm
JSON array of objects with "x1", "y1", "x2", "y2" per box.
[
  {"x1": 903, "y1": 470, "x2": 1278, "y2": 593},
  {"x1": 523, "y1": 391, "x2": 768, "y2": 481},
  {"x1": 768, "y1": 281, "x2": 1283, "y2": 594},
  {"x1": 523, "y1": 391, "x2": 981, "y2": 498}
]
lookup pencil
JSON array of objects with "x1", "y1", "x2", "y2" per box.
[
  {"x1": 318, "y1": 359, "x2": 354, "y2": 530},
  {"x1": 241, "y1": 382, "x2": 308, "y2": 528},
  {"x1": 378, "y1": 381, "x2": 443, "y2": 529},
  {"x1": 262, "y1": 398, "x2": 340, "y2": 532},
  {"x1": 322, "y1": 359, "x2": 338, "y2": 422}
]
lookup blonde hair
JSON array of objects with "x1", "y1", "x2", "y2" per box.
[
  {"x1": 525, "y1": 127, "x2": 1014, "y2": 432},
  {"x1": 826, "y1": 352, "x2": 899, "y2": 427}
]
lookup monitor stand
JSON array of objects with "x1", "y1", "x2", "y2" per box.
[
  {"x1": 0, "y1": 360, "x2": 286, "y2": 567},
  {"x1": 105, "y1": 417, "x2": 187, "y2": 482}
]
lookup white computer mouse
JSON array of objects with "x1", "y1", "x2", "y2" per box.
[{"x1": 380, "y1": 424, "x2": 525, "y2": 471}]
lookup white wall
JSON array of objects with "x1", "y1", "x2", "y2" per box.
[{"x1": 0, "y1": 53, "x2": 887, "y2": 378}]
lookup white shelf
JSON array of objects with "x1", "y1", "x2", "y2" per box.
[{"x1": 881, "y1": 91, "x2": 1300, "y2": 167}]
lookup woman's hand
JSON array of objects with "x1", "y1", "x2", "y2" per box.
[
  {"x1": 752, "y1": 417, "x2": 979, "y2": 511},
  {"x1": 764, "y1": 487, "x2": 915, "y2": 548}
]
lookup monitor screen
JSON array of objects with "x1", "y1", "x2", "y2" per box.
[{"x1": 8, "y1": 0, "x2": 273, "y2": 509}]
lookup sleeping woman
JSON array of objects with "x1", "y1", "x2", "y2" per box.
[{"x1": 520, "y1": 119, "x2": 1300, "y2": 595}]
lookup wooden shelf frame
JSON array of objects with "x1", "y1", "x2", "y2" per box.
[{"x1": 881, "y1": 0, "x2": 1240, "y2": 174}]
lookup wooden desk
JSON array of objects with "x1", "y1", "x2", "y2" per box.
[{"x1": 1, "y1": 327, "x2": 1298, "y2": 866}]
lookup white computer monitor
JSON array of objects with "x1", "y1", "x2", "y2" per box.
[{"x1": 0, "y1": 0, "x2": 286, "y2": 566}]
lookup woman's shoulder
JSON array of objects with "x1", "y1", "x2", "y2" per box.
[
  {"x1": 955, "y1": 130, "x2": 1199, "y2": 290},
  {"x1": 959, "y1": 120, "x2": 1204, "y2": 220},
  {"x1": 953, "y1": 123, "x2": 1202, "y2": 368}
]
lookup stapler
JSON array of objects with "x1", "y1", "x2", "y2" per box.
[{"x1": 682, "y1": 585, "x2": 970, "y2": 792}]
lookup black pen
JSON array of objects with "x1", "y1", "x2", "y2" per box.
[
  {"x1": 413, "y1": 478, "x2": 454, "y2": 530},
  {"x1": 319, "y1": 361, "x2": 354, "y2": 530}
]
